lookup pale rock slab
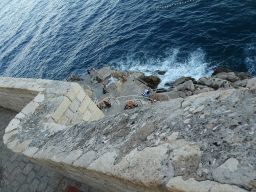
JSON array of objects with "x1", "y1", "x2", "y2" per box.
[
  {"x1": 219, "y1": 158, "x2": 239, "y2": 172},
  {"x1": 76, "y1": 89, "x2": 86, "y2": 102},
  {"x1": 166, "y1": 176, "x2": 247, "y2": 192},
  {"x1": 62, "y1": 150, "x2": 83, "y2": 164},
  {"x1": 33, "y1": 92, "x2": 45, "y2": 102},
  {"x1": 21, "y1": 101, "x2": 39, "y2": 115},
  {"x1": 23, "y1": 147, "x2": 39, "y2": 157},
  {"x1": 57, "y1": 116, "x2": 69, "y2": 125},
  {"x1": 73, "y1": 151, "x2": 97, "y2": 167},
  {"x1": 66, "y1": 83, "x2": 82, "y2": 101},
  {"x1": 52, "y1": 97, "x2": 71, "y2": 122},
  {"x1": 5, "y1": 118, "x2": 20, "y2": 133},
  {"x1": 69, "y1": 99, "x2": 80, "y2": 113},
  {"x1": 12, "y1": 139, "x2": 32, "y2": 154},
  {"x1": 3, "y1": 130, "x2": 18, "y2": 144},
  {"x1": 78, "y1": 95, "x2": 91, "y2": 113},
  {"x1": 15, "y1": 112, "x2": 25, "y2": 119},
  {"x1": 83, "y1": 110, "x2": 92, "y2": 121},
  {"x1": 167, "y1": 132, "x2": 179, "y2": 142}
]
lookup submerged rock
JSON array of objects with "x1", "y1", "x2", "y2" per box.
[
  {"x1": 155, "y1": 70, "x2": 166, "y2": 75},
  {"x1": 138, "y1": 75, "x2": 161, "y2": 89}
]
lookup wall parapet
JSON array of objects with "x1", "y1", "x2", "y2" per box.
[{"x1": 2, "y1": 77, "x2": 256, "y2": 192}]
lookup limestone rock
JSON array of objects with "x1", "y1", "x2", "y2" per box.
[
  {"x1": 198, "y1": 76, "x2": 231, "y2": 90},
  {"x1": 112, "y1": 71, "x2": 124, "y2": 80},
  {"x1": 175, "y1": 80, "x2": 195, "y2": 92},
  {"x1": 138, "y1": 75, "x2": 161, "y2": 89},
  {"x1": 213, "y1": 158, "x2": 254, "y2": 189},
  {"x1": 212, "y1": 72, "x2": 240, "y2": 82},
  {"x1": 97, "y1": 67, "x2": 114, "y2": 81},
  {"x1": 211, "y1": 67, "x2": 253, "y2": 80},
  {"x1": 232, "y1": 79, "x2": 249, "y2": 88},
  {"x1": 66, "y1": 75, "x2": 84, "y2": 82},
  {"x1": 172, "y1": 76, "x2": 196, "y2": 87}
]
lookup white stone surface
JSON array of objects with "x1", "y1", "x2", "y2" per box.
[
  {"x1": 5, "y1": 118, "x2": 20, "y2": 133},
  {"x1": 69, "y1": 99, "x2": 80, "y2": 113},
  {"x1": 219, "y1": 158, "x2": 239, "y2": 172},
  {"x1": 77, "y1": 89, "x2": 86, "y2": 102},
  {"x1": 15, "y1": 112, "x2": 25, "y2": 119},
  {"x1": 78, "y1": 96, "x2": 91, "y2": 113},
  {"x1": 73, "y1": 151, "x2": 97, "y2": 167},
  {"x1": 52, "y1": 97, "x2": 71, "y2": 122},
  {"x1": 3, "y1": 130, "x2": 18, "y2": 144},
  {"x1": 66, "y1": 83, "x2": 82, "y2": 101},
  {"x1": 21, "y1": 101, "x2": 39, "y2": 114},
  {"x1": 23, "y1": 147, "x2": 39, "y2": 157},
  {"x1": 33, "y1": 92, "x2": 45, "y2": 102},
  {"x1": 166, "y1": 176, "x2": 247, "y2": 192},
  {"x1": 62, "y1": 150, "x2": 83, "y2": 164},
  {"x1": 12, "y1": 139, "x2": 32, "y2": 154}
]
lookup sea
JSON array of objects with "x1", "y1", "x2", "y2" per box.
[{"x1": 0, "y1": 0, "x2": 256, "y2": 88}]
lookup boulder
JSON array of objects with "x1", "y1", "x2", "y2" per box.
[
  {"x1": 172, "y1": 76, "x2": 196, "y2": 87},
  {"x1": 246, "y1": 77, "x2": 256, "y2": 93},
  {"x1": 138, "y1": 75, "x2": 161, "y2": 89},
  {"x1": 235, "y1": 72, "x2": 253, "y2": 80},
  {"x1": 197, "y1": 77, "x2": 231, "y2": 90},
  {"x1": 213, "y1": 158, "x2": 255, "y2": 189},
  {"x1": 194, "y1": 87, "x2": 214, "y2": 95},
  {"x1": 112, "y1": 71, "x2": 124, "y2": 80},
  {"x1": 175, "y1": 80, "x2": 195, "y2": 92},
  {"x1": 164, "y1": 82, "x2": 172, "y2": 86},
  {"x1": 212, "y1": 72, "x2": 240, "y2": 82},
  {"x1": 211, "y1": 67, "x2": 233, "y2": 76},
  {"x1": 211, "y1": 67, "x2": 253, "y2": 80},
  {"x1": 97, "y1": 67, "x2": 114, "y2": 81},
  {"x1": 155, "y1": 70, "x2": 166, "y2": 75},
  {"x1": 232, "y1": 79, "x2": 249, "y2": 88},
  {"x1": 91, "y1": 75, "x2": 102, "y2": 83},
  {"x1": 66, "y1": 75, "x2": 84, "y2": 82}
]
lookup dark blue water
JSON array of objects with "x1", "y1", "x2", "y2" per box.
[{"x1": 0, "y1": 0, "x2": 256, "y2": 87}]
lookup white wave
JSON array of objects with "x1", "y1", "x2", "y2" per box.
[{"x1": 112, "y1": 48, "x2": 213, "y2": 88}]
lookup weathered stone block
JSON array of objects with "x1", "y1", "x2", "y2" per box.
[
  {"x1": 77, "y1": 89, "x2": 86, "y2": 102},
  {"x1": 90, "y1": 109, "x2": 103, "y2": 121},
  {"x1": 88, "y1": 101, "x2": 97, "y2": 113},
  {"x1": 69, "y1": 99, "x2": 80, "y2": 113},
  {"x1": 78, "y1": 96, "x2": 91, "y2": 113},
  {"x1": 57, "y1": 116, "x2": 69, "y2": 125},
  {"x1": 52, "y1": 97, "x2": 71, "y2": 122},
  {"x1": 21, "y1": 101, "x2": 39, "y2": 115},
  {"x1": 33, "y1": 92, "x2": 45, "y2": 102},
  {"x1": 72, "y1": 112, "x2": 84, "y2": 124},
  {"x1": 5, "y1": 118, "x2": 20, "y2": 133},
  {"x1": 64, "y1": 109, "x2": 74, "y2": 120},
  {"x1": 66, "y1": 83, "x2": 82, "y2": 101},
  {"x1": 3, "y1": 130, "x2": 18, "y2": 144},
  {"x1": 83, "y1": 110, "x2": 92, "y2": 121}
]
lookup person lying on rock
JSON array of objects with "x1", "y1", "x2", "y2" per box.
[
  {"x1": 124, "y1": 101, "x2": 138, "y2": 110},
  {"x1": 122, "y1": 75, "x2": 127, "y2": 82},
  {"x1": 91, "y1": 67, "x2": 97, "y2": 75},
  {"x1": 103, "y1": 99, "x2": 111, "y2": 108},
  {"x1": 87, "y1": 69, "x2": 92, "y2": 77},
  {"x1": 97, "y1": 102, "x2": 105, "y2": 110}
]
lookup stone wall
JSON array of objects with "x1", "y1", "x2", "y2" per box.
[{"x1": 2, "y1": 77, "x2": 256, "y2": 192}]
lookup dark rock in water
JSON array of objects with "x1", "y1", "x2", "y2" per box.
[
  {"x1": 234, "y1": 72, "x2": 253, "y2": 80},
  {"x1": 212, "y1": 72, "x2": 240, "y2": 82},
  {"x1": 138, "y1": 75, "x2": 161, "y2": 89},
  {"x1": 172, "y1": 76, "x2": 196, "y2": 87},
  {"x1": 155, "y1": 70, "x2": 166, "y2": 75},
  {"x1": 164, "y1": 82, "x2": 172, "y2": 86},
  {"x1": 156, "y1": 88, "x2": 168, "y2": 93},
  {"x1": 211, "y1": 67, "x2": 233, "y2": 76},
  {"x1": 211, "y1": 67, "x2": 253, "y2": 80},
  {"x1": 66, "y1": 75, "x2": 84, "y2": 82}
]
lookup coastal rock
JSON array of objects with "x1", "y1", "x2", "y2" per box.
[
  {"x1": 213, "y1": 158, "x2": 255, "y2": 189},
  {"x1": 211, "y1": 66, "x2": 233, "y2": 76},
  {"x1": 174, "y1": 80, "x2": 195, "y2": 92},
  {"x1": 232, "y1": 79, "x2": 249, "y2": 88},
  {"x1": 91, "y1": 75, "x2": 102, "y2": 83},
  {"x1": 246, "y1": 77, "x2": 256, "y2": 93},
  {"x1": 211, "y1": 67, "x2": 253, "y2": 80},
  {"x1": 155, "y1": 70, "x2": 166, "y2": 75},
  {"x1": 172, "y1": 76, "x2": 196, "y2": 87},
  {"x1": 197, "y1": 76, "x2": 231, "y2": 90},
  {"x1": 66, "y1": 75, "x2": 84, "y2": 82},
  {"x1": 112, "y1": 71, "x2": 124, "y2": 80},
  {"x1": 212, "y1": 72, "x2": 240, "y2": 82},
  {"x1": 235, "y1": 72, "x2": 253, "y2": 80},
  {"x1": 97, "y1": 67, "x2": 114, "y2": 81},
  {"x1": 138, "y1": 75, "x2": 161, "y2": 89}
]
